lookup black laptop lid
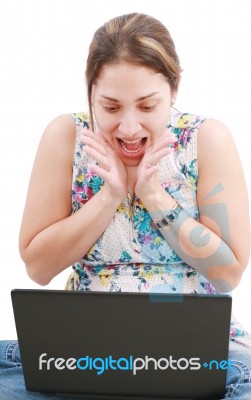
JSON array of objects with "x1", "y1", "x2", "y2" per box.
[{"x1": 11, "y1": 290, "x2": 232, "y2": 400}]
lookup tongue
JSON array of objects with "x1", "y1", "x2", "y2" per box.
[{"x1": 123, "y1": 139, "x2": 143, "y2": 151}]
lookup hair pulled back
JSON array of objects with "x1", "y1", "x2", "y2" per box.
[{"x1": 86, "y1": 13, "x2": 182, "y2": 128}]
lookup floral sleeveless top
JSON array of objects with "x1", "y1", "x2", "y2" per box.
[{"x1": 65, "y1": 108, "x2": 249, "y2": 343}]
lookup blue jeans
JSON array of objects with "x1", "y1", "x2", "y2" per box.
[{"x1": 0, "y1": 340, "x2": 250, "y2": 399}]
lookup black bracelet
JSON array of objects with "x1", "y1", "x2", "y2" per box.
[{"x1": 154, "y1": 204, "x2": 184, "y2": 229}]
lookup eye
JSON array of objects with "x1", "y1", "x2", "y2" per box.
[
  {"x1": 140, "y1": 105, "x2": 156, "y2": 111},
  {"x1": 102, "y1": 106, "x2": 119, "y2": 113}
]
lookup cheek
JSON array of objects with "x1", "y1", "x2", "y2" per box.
[
  {"x1": 146, "y1": 109, "x2": 169, "y2": 136},
  {"x1": 98, "y1": 130, "x2": 112, "y2": 145},
  {"x1": 94, "y1": 113, "x2": 116, "y2": 136},
  {"x1": 148, "y1": 122, "x2": 168, "y2": 143},
  {"x1": 96, "y1": 123, "x2": 116, "y2": 146}
]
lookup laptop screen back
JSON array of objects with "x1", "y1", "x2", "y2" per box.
[{"x1": 11, "y1": 289, "x2": 232, "y2": 400}]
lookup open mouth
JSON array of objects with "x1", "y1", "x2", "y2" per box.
[{"x1": 117, "y1": 137, "x2": 147, "y2": 154}]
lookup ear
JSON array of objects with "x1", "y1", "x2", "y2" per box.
[{"x1": 171, "y1": 77, "x2": 181, "y2": 105}]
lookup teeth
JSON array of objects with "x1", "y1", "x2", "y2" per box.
[
  {"x1": 120, "y1": 141, "x2": 144, "y2": 153},
  {"x1": 118, "y1": 137, "x2": 146, "y2": 154},
  {"x1": 122, "y1": 139, "x2": 142, "y2": 144}
]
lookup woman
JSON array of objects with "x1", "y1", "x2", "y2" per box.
[{"x1": 0, "y1": 13, "x2": 250, "y2": 399}]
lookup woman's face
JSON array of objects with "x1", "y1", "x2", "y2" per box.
[{"x1": 92, "y1": 63, "x2": 175, "y2": 167}]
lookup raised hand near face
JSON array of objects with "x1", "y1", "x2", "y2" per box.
[
  {"x1": 135, "y1": 128, "x2": 176, "y2": 202},
  {"x1": 81, "y1": 129, "x2": 128, "y2": 203}
]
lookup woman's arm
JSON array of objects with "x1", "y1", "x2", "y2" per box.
[
  {"x1": 136, "y1": 119, "x2": 250, "y2": 292},
  {"x1": 19, "y1": 115, "x2": 126, "y2": 286},
  {"x1": 196, "y1": 119, "x2": 250, "y2": 289}
]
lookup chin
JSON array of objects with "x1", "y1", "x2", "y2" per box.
[{"x1": 124, "y1": 159, "x2": 141, "y2": 167}]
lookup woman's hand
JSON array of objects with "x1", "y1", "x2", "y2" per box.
[
  {"x1": 81, "y1": 129, "x2": 128, "y2": 203},
  {"x1": 135, "y1": 128, "x2": 176, "y2": 202}
]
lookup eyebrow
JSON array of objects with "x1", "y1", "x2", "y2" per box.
[{"x1": 98, "y1": 92, "x2": 160, "y2": 102}]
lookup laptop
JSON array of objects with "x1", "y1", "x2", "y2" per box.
[{"x1": 11, "y1": 289, "x2": 232, "y2": 400}]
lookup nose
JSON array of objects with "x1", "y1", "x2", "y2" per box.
[{"x1": 118, "y1": 111, "x2": 141, "y2": 137}]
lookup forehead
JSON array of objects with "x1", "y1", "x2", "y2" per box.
[{"x1": 92, "y1": 63, "x2": 171, "y2": 99}]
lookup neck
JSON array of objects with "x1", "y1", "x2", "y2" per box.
[{"x1": 126, "y1": 166, "x2": 137, "y2": 199}]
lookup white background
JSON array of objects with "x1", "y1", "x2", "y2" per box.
[{"x1": 0, "y1": 0, "x2": 250, "y2": 339}]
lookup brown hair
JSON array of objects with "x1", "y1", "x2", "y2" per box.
[{"x1": 86, "y1": 13, "x2": 182, "y2": 129}]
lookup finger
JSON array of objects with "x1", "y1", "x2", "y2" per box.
[
  {"x1": 151, "y1": 130, "x2": 176, "y2": 153},
  {"x1": 147, "y1": 147, "x2": 174, "y2": 166},
  {"x1": 144, "y1": 130, "x2": 175, "y2": 166},
  {"x1": 141, "y1": 144, "x2": 174, "y2": 171},
  {"x1": 143, "y1": 165, "x2": 160, "y2": 179},
  {"x1": 96, "y1": 132, "x2": 117, "y2": 156},
  {"x1": 144, "y1": 134, "x2": 175, "y2": 164},
  {"x1": 88, "y1": 163, "x2": 111, "y2": 182},
  {"x1": 161, "y1": 127, "x2": 176, "y2": 140},
  {"x1": 165, "y1": 127, "x2": 176, "y2": 137},
  {"x1": 81, "y1": 133, "x2": 108, "y2": 157},
  {"x1": 84, "y1": 130, "x2": 116, "y2": 158},
  {"x1": 84, "y1": 145, "x2": 110, "y2": 171}
]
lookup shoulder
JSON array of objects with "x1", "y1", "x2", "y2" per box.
[
  {"x1": 197, "y1": 118, "x2": 233, "y2": 141},
  {"x1": 42, "y1": 112, "x2": 90, "y2": 139},
  {"x1": 171, "y1": 109, "x2": 235, "y2": 151},
  {"x1": 39, "y1": 112, "x2": 89, "y2": 154},
  {"x1": 169, "y1": 109, "x2": 206, "y2": 152},
  {"x1": 197, "y1": 118, "x2": 241, "y2": 177},
  {"x1": 197, "y1": 118, "x2": 237, "y2": 160},
  {"x1": 35, "y1": 114, "x2": 79, "y2": 168},
  {"x1": 41, "y1": 114, "x2": 76, "y2": 142},
  {"x1": 170, "y1": 109, "x2": 206, "y2": 131}
]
